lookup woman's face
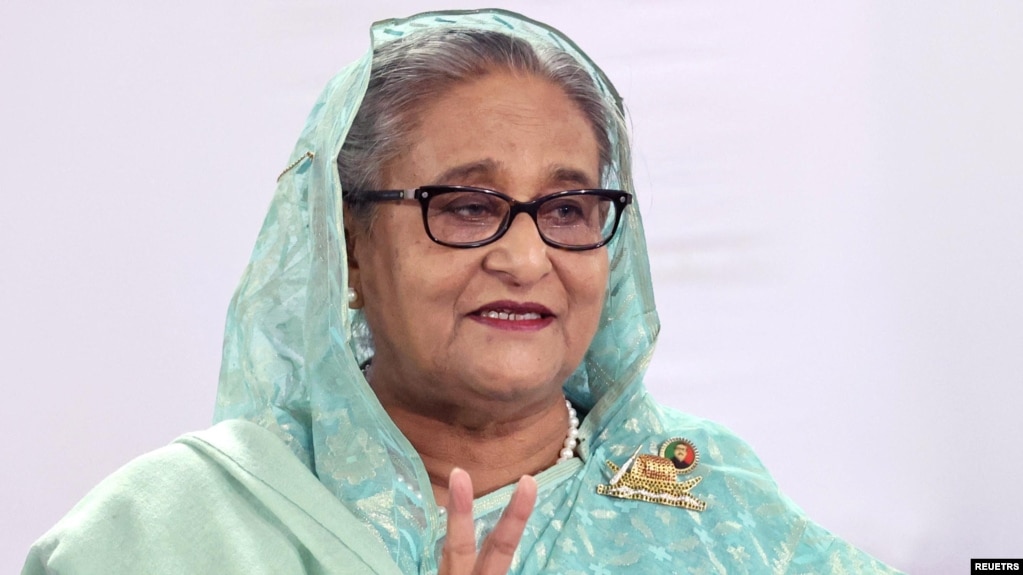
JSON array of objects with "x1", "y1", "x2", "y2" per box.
[{"x1": 348, "y1": 71, "x2": 608, "y2": 417}]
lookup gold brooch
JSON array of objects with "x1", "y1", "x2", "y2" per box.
[{"x1": 596, "y1": 438, "x2": 707, "y2": 511}]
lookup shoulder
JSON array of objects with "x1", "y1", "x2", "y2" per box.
[
  {"x1": 23, "y1": 420, "x2": 399, "y2": 575},
  {"x1": 23, "y1": 422, "x2": 279, "y2": 574},
  {"x1": 618, "y1": 396, "x2": 775, "y2": 480},
  {"x1": 655, "y1": 404, "x2": 771, "y2": 473},
  {"x1": 607, "y1": 396, "x2": 904, "y2": 573},
  {"x1": 32, "y1": 420, "x2": 298, "y2": 527},
  {"x1": 31, "y1": 433, "x2": 229, "y2": 538},
  {"x1": 788, "y1": 521, "x2": 906, "y2": 574}
]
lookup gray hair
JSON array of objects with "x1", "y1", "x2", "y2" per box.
[{"x1": 338, "y1": 27, "x2": 626, "y2": 224}]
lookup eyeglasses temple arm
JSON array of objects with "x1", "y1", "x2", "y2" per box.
[
  {"x1": 388, "y1": 189, "x2": 418, "y2": 200},
  {"x1": 344, "y1": 189, "x2": 417, "y2": 202}
]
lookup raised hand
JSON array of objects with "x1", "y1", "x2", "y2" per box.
[{"x1": 438, "y1": 468, "x2": 538, "y2": 575}]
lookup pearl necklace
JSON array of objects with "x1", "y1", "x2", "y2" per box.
[{"x1": 557, "y1": 399, "x2": 580, "y2": 463}]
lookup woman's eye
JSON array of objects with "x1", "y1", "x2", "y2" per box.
[
  {"x1": 433, "y1": 193, "x2": 503, "y2": 220},
  {"x1": 556, "y1": 204, "x2": 583, "y2": 218},
  {"x1": 448, "y1": 201, "x2": 494, "y2": 218},
  {"x1": 545, "y1": 200, "x2": 587, "y2": 223}
]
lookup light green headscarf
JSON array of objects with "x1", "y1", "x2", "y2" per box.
[
  {"x1": 213, "y1": 8, "x2": 656, "y2": 568},
  {"x1": 211, "y1": 9, "x2": 900, "y2": 574}
]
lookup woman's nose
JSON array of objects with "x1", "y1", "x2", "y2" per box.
[{"x1": 482, "y1": 212, "x2": 552, "y2": 284}]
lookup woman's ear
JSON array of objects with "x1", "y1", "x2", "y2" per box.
[{"x1": 344, "y1": 211, "x2": 364, "y2": 309}]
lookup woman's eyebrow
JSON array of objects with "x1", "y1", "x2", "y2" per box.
[
  {"x1": 430, "y1": 161, "x2": 597, "y2": 188},
  {"x1": 431, "y1": 159, "x2": 499, "y2": 184},
  {"x1": 548, "y1": 166, "x2": 597, "y2": 188}
]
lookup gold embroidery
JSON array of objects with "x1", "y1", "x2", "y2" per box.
[{"x1": 276, "y1": 151, "x2": 315, "y2": 182}]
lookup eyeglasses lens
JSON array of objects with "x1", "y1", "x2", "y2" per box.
[{"x1": 426, "y1": 190, "x2": 617, "y2": 248}]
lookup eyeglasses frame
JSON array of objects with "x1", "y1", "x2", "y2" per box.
[{"x1": 343, "y1": 185, "x2": 632, "y2": 251}]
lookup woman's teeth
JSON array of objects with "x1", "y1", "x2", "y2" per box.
[{"x1": 480, "y1": 310, "x2": 542, "y2": 321}]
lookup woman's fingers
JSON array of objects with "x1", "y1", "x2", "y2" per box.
[
  {"x1": 438, "y1": 471, "x2": 538, "y2": 575},
  {"x1": 439, "y1": 468, "x2": 478, "y2": 575},
  {"x1": 472, "y1": 475, "x2": 538, "y2": 575}
]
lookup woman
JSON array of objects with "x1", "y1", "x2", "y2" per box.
[{"x1": 25, "y1": 9, "x2": 901, "y2": 574}]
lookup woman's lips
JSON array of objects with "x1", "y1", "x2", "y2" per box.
[
  {"x1": 470, "y1": 301, "x2": 554, "y2": 331},
  {"x1": 479, "y1": 310, "x2": 544, "y2": 321}
]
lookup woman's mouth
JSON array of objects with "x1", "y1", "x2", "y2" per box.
[
  {"x1": 478, "y1": 310, "x2": 543, "y2": 321},
  {"x1": 471, "y1": 302, "x2": 554, "y2": 330}
]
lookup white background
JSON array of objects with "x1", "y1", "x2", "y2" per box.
[{"x1": 3, "y1": 2, "x2": 1022, "y2": 573}]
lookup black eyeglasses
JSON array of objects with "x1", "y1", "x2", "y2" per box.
[{"x1": 344, "y1": 185, "x2": 632, "y2": 251}]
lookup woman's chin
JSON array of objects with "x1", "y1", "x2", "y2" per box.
[{"x1": 456, "y1": 366, "x2": 569, "y2": 404}]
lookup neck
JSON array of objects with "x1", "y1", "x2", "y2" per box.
[{"x1": 379, "y1": 393, "x2": 571, "y2": 507}]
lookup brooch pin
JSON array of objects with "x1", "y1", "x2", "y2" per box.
[{"x1": 596, "y1": 437, "x2": 707, "y2": 511}]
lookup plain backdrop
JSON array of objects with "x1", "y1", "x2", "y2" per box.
[{"x1": 3, "y1": 1, "x2": 1022, "y2": 573}]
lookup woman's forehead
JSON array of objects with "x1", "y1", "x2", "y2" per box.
[
  {"x1": 384, "y1": 73, "x2": 600, "y2": 191},
  {"x1": 428, "y1": 159, "x2": 598, "y2": 189}
]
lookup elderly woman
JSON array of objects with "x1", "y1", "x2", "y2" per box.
[{"x1": 25, "y1": 9, "x2": 901, "y2": 575}]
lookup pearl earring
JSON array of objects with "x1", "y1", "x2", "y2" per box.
[{"x1": 347, "y1": 287, "x2": 358, "y2": 306}]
